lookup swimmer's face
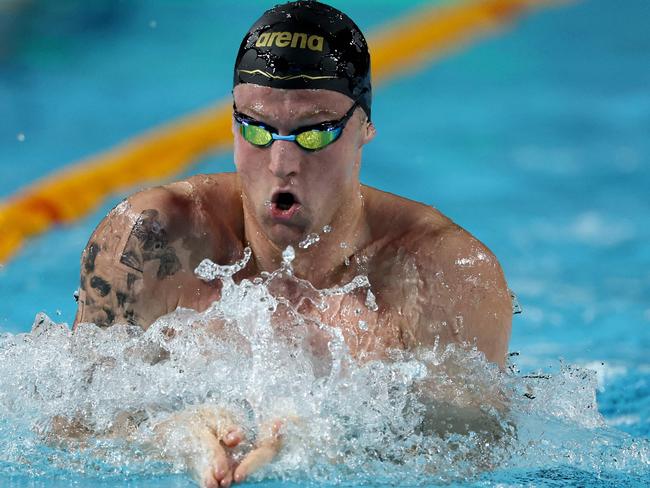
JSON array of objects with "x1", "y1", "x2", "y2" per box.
[{"x1": 233, "y1": 84, "x2": 375, "y2": 248}]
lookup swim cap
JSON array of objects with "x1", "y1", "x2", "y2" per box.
[{"x1": 233, "y1": 0, "x2": 372, "y2": 119}]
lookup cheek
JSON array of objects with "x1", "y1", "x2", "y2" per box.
[
  {"x1": 318, "y1": 142, "x2": 359, "y2": 183},
  {"x1": 234, "y1": 140, "x2": 266, "y2": 182}
]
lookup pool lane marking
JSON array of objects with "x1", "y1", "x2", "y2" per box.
[
  {"x1": 0, "y1": 0, "x2": 569, "y2": 264},
  {"x1": 371, "y1": 0, "x2": 570, "y2": 83}
]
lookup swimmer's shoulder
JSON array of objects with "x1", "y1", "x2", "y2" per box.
[
  {"x1": 362, "y1": 185, "x2": 501, "y2": 272},
  {"x1": 361, "y1": 185, "x2": 454, "y2": 244},
  {"x1": 85, "y1": 172, "x2": 243, "y2": 284},
  {"x1": 75, "y1": 173, "x2": 244, "y2": 329},
  {"x1": 362, "y1": 186, "x2": 512, "y2": 366},
  {"x1": 101, "y1": 173, "x2": 243, "y2": 245}
]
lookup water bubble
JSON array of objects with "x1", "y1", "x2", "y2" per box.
[
  {"x1": 17, "y1": 133, "x2": 25, "y2": 142},
  {"x1": 322, "y1": 225, "x2": 332, "y2": 233},
  {"x1": 452, "y1": 316, "x2": 462, "y2": 336},
  {"x1": 1, "y1": 254, "x2": 647, "y2": 484},
  {"x1": 298, "y1": 233, "x2": 320, "y2": 249},
  {"x1": 195, "y1": 247, "x2": 251, "y2": 282},
  {"x1": 149, "y1": 20, "x2": 157, "y2": 28},
  {"x1": 365, "y1": 289, "x2": 378, "y2": 311},
  {"x1": 282, "y1": 245, "x2": 295, "y2": 266},
  {"x1": 321, "y1": 275, "x2": 369, "y2": 297},
  {"x1": 510, "y1": 289, "x2": 523, "y2": 315}
]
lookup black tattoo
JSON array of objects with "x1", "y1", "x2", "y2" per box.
[
  {"x1": 102, "y1": 307, "x2": 115, "y2": 326},
  {"x1": 120, "y1": 251, "x2": 141, "y2": 271},
  {"x1": 124, "y1": 309, "x2": 138, "y2": 326},
  {"x1": 90, "y1": 276, "x2": 112, "y2": 297},
  {"x1": 84, "y1": 242, "x2": 100, "y2": 273},
  {"x1": 119, "y1": 209, "x2": 181, "y2": 279},
  {"x1": 127, "y1": 273, "x2": 138, "y2": 290},
  {"x1": 156, "y1": 250, "x2": 181, "y2": 279},
  {"x1": 116, "y1": 291, "x2": 128, "y2": 308}
]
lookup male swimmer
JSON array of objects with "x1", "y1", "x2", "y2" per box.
[{"x1": 73, "y1": 2, "x2": 512, "y2": 486}]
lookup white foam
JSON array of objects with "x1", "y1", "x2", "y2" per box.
[{"x1": 0, "y1": 258, "x2": 648, "y2": 483}]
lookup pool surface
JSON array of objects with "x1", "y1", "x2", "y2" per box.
[{"x1": 1, "y1": 0, "x2": 649, "y2": 486}]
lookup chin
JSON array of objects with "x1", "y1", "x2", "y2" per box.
[{"x1": 265, "y1": 220, "x2": 308, "y2": 248}]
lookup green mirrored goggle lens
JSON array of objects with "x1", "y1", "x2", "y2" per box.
[
  {"x1": 295, "y1": 129, "x2": 339, "y2": 150},
  {"x1": 238, "y1": 120, "x2": 342, "y2": 151},
  {"x1": 241, "y1": 124, "x2": 272, "y2": 146}
]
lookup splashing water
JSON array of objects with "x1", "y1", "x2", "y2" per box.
[
  {"x1": 0, "y1": 252, "x2": 648, "y2": 485},
  {"x1": 298, "y1": 233, "x2": 321, "y2": 249}
]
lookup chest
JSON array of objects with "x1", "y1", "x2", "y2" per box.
[{"x1": 267, "y1": 276, "x2": 405, "y2": 361}]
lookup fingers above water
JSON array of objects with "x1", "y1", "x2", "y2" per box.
[
  {"x1": 222, "y1": 426, "x2": 245, "y2": 448},
  {"x1": 186, "y1": 409, "x2": 244, "y2": 488},
  {"x1": 233, "y1": 419, "x2": 283, "y2": 484},
  {"x1": 192, "y1": 427, "x2": 229, "y2": 488}
]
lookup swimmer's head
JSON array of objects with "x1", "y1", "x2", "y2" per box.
[{"x1": 233, "y1": 0, "x2": 372, "y2": 120}]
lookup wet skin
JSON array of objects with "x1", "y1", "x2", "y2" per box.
[{"x1": 73, "y1": 85, "x2": 512, "y2": 486}]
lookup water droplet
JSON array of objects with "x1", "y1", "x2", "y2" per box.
[
  {"x1": 358, "y1": 320, "x2": 368, "y2": 331},
  {"x1": 510, "y1": 289, "x2": 523, "y2": 315},
  {"x1": 282, "y1": 245, "x2": 295, "y2": 265},
  {"x1": 298, "y1": 233, "x2": 320, "y2": 249},
  {"x1": 322, "y1": 225, "x2": 332, "y2": 233},
  {"x1": 365, "y1": 289, "x2": 378, "y2": 311},
  {"x1": 452, "y1": 315, "x2": 463, "y2": 336},
  {"x1": 17, "y1": 133, "x2": 25, "y2": 142},
  {"x1": 195, "y1": 247, "x2": 252, "y2": 281}
]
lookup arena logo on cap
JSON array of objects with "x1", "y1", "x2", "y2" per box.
[{"x1": 255, "y1": 31, "x2": 324, "y2": 52}]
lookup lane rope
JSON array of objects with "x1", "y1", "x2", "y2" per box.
[{"x1": 0, "y1": 0, "x2": 568, "y2": 263}]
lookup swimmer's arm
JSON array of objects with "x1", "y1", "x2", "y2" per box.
[
  {"x1": 403, "y1": 226, "x2": 512, "y2": 368},
  {"x1": 73, "y1": 194, "x2": 183, "y2": 330},
  {"x1": 447, "y1": 233, "x2": 512, "y2": 369}
]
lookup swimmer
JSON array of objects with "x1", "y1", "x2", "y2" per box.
[{"x1": 73, "y1": 1, "x2": 512, "y2": 486}]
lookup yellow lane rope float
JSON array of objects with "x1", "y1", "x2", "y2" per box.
[{"x1": 0, "y1": 0, "x2": 569, "y2": 263}]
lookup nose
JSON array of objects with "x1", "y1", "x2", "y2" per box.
[{"x1": 268, "y1": 140, "x2": 301, "y2": 179}]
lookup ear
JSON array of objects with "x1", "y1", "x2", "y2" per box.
[{"x1": 361, "y1": 120, "x2": 376, "y2": 146}]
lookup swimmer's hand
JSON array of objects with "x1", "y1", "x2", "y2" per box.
[{"x1": 152, "y1": 405, "x2": 283, "y2": 487}]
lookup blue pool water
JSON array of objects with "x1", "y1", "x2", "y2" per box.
[{"x1": 1, "y1": 0, "x2": 649, "y2": 486}]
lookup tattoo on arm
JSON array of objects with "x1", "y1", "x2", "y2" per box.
[
  {"x1": 84, "y1": 242, "x2": 100, "y2": 273},
  {"x1": 119, "y1": 209, "x2": 181, "y2": 280},
  {"x1": 90, "y1": 276, "x2": 111, "y2": 297},
  {"x1": 78, "y1": 240, "x2": 143, "y2": 328},
  {"x1": 77, "y1": 209, "x2": 181, "y2": 329}
]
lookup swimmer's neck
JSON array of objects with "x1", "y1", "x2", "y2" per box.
[{"x1": 242, "y1": 187, "x2": 371, "y2": 287}]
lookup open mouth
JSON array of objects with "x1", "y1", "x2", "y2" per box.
[
  {"x1": 274, "y1": 192, "x2": 296, "y2": 211},
  {"x1": 270, "y1": 191, "x2": 301, "y2": 219}
]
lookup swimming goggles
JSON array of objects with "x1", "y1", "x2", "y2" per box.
[{"x1": 232, "y1": 100, "x2": 359, "y2": 152}]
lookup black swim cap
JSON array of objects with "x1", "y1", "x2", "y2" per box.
[{"x1": 233, "y1": 0, "x2": 372, "y2": 119}]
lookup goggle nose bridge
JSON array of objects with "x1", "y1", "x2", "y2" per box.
[{"x1": 271, "y1": 133, "x2": 298, "y2": 142}]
